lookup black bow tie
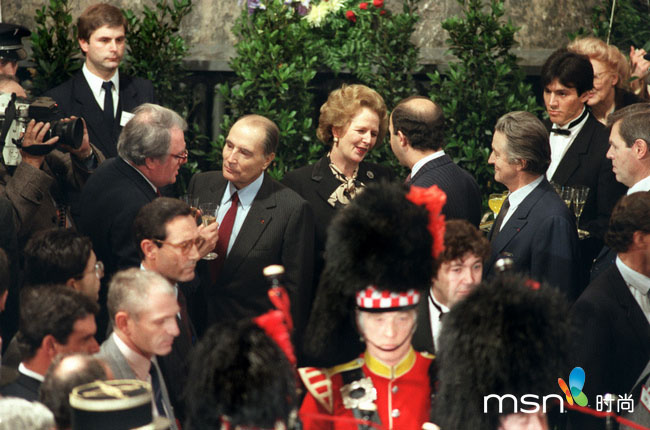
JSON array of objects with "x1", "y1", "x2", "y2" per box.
[{"x1": 550, "y1": 108, "x2": 589, "y2": 137}]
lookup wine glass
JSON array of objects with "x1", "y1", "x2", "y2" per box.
[
  {"x1": 180, "y1": 194, "x2": 200, "y2": 222},
  {"x1": 572, "y1": 186, "x2": 590, "y2": 228},
  {"x1": 560, "y1": 186, "x2": 574, "y2": 213},
  {"x1": 198, "y1": 202, "x2": 219, "y2": 260},
  {"x1": 488, "y1": 192, "x2": 506, "y2": 219}
]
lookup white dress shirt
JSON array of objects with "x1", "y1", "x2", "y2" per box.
[
  {"x1": 428, "y1": 290, "x2": 450, "y2": 350},
  {"x1": 616, "y1": 257, "x2": 650, "y2": 324},
  {"x1": 499, "y1": 175, "x2": 544, "y2": 230},
  {"x1": 627, "y1": 175, "x2": 650, "y2": 195},
  {"x1": 82, "y1": 62, "x2": 119, "y2": 116},
  {"x1": 411, "y1": 150, "x2": 445, "y2": 178},
  {"x1": 546, "y1": 107, "x2": 589, "y2": 180}
]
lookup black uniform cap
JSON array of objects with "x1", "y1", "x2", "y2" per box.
[{"x1": 0, "y1": 23, "x2": 30, "y2": 62}]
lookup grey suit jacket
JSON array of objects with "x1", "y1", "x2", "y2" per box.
[
  {"x1": 187, "y1": 171, "x2": 315, "y2": 339},
  {"x1": 97, "y1": 334, "x2": 178, "y2": 430}
]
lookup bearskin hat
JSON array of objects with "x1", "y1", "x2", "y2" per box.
[
  {"x1": 434, "y1": 274, "x2": 573, "y2": 430},
  {"x1": 304, "y1": 182, "x2": 443, "y2": 357},
  {"x1": 184, "y1": 320, "x2": 297, "y2": 429}
]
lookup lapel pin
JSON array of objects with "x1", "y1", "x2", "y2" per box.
[{"x1": 367, "y1": 171, "x2": 374, "y2": 179}]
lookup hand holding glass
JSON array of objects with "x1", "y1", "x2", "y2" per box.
[{"x1": 198, "y1": 202, "x2": 219, "y2": 260}]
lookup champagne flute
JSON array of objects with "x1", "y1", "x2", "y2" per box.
[
  {"x1": 560, "y1": 186, "x2": 574, "y2": 212},
  {"x1": 198, "y1": 202, "x2": 219, "y2": 260},
  {"x1": 572, "y1": 186, "x2": 589, "y2": 228},
  {"x1": 181, "y1": 194, "x2": 200, "y2": 222}
]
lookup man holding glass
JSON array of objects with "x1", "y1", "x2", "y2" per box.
[
  {"x1": 187, "y1": 114, "x2": 314, "y2": 345},
  {"x1": 487, "y1": 111, "x2": 581, "y2": 301}
]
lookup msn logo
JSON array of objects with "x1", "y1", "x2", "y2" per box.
[{"x1": 483, "y1": 394, "x2": 566, "y2": 414}]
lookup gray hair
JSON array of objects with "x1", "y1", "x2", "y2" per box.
[
  {"x1": 117, "y1": 103, "x2": 187, "y2": 165},
  {"x1": 494, "y1": 111, "x2": 550, "y2": 175},
  {"x1": 107, "y1": 268, "x2": 175, "y2": 321},
  {"x1": 618, "y1": 110, "x2": 650, "y2": 149},
  {"x1": 0, "y1": 397, "x2": 54, "y2": 430}
]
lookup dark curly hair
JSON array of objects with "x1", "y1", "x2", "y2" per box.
[
  {"x1": 432, "y1": 219, "x2": 490, "y2": 275},
  {"x1": 184, "y1": 320, "x2": 297, "y2": 429},
  {"x1": 605, "y1": 192, "x2": 650, "y2": 253}
]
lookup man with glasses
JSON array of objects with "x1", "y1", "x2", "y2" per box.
[
  {"x1": 133, "y1": 197, "x2": 216, "y2": 422},
  {"x1": 78, "y1": 103, "x2": 217, "y2": 340}
]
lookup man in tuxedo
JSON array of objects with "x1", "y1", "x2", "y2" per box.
[
  {"x1": 97, "y1": 268, "x2": 179, "y2": 429},
  {"x1": 411, "y1": 219, "x2": 490, "y2": 354},
  {"x1": 133, "y1": 197, "x2": 217, "y2": 422},
  {"x1": 45, "y1": 3, "x2": 155, "y2": 158},
  {"x1": 187, "y1": 114, "x2": 314, "y2": 340},
  {"x1": 570, "y1": 192, "x2": 650, "y2": 430},
  {"x1": 0, "y1": 286, "x2": 99, "y2": 401},
  {"x1": 389, "y1": 96, "x2": 482, "y2": 226},
  {"x1": 541, "y1": 49, "x2": 626, "y2": 243},
  {"x1": 486, "y1": 111, "x2": 581, "y2": 301}
]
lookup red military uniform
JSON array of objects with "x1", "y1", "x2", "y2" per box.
[{"x1": 299, "y1": 347, "x2": 433, "y2": 430}]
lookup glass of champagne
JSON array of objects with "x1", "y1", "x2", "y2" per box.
[
  {"x1": 572, "y1": 186, "x2": 589, "y2": 228},
  {"x1": 198, "y1": 202, "x2": 219, "y2": 260},
  {"x1": 488, "y1": 193, "x2": 506, "y2": 219},
  {"x1": 181, "y1": 194, "x2": 200, "y2": 222},
  {"x1": 560, "y1": 186, "x2": 574, "y2": 212}
]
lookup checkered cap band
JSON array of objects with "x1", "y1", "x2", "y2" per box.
[{"x1": 355, "y1": 285, "x2": 420, "y2": 310}]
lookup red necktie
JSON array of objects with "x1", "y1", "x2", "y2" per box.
[{"x1": 210, "y1": 192, "x2": 239, "y2": 283}]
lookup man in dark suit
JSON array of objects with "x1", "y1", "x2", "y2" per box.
[
  {"x1": 97, "y1": 269, "x2": 179, "y2": 429},
  {"x1": 133, "y1": 197, "x2": 217, "y2": 422},
  {"x1": 412, "y1": 219, "x2": 490, "y2": 354},
  {"x1": 389, "y1": 96, "x2": 482, "y2": 226},
  {"x1": 541, "y1": 49, "x2": 626, "y2": 243},
  {"x1": 0, "y1": 286, "x2": 99, "y2": 401},
  {"x1": 45, "y1": 3, "x2": 155, "y2": 158},
  {"x1": 187, "y1": 114, "x2": 314, "y2": 340},
  {"x1": 570, "y1": 192, "x2": 650, "y2": 430},
  {"x1": 486, "y1": 111, "x2": 581, "y2": 301}
]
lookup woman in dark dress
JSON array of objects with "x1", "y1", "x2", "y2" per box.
[{"x1": 283, "y1": 84, "x2": 394, "y2": 366}]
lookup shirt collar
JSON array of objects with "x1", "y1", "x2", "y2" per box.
[
  {"x1": 82, "y1": 62, "x2": 119, "y2": 98},
  {"x1": 508, "y1": 175, "x2": 544, "y2": 208},
  {"x1": 627, "y1": 175, "x2": 650, "y2": 195},
  {"x1": 364, "y1": 347, "x2": 416, "y2": 379},
  {"x1": 224, "y1": 172, "x2": 264, "y2": 208},
  {"x1": 616, "y1": 256, "x2": 650, "y2": 296},
  {"x1": 112, "y1": 331, "x2": 152, "y2": 381},
  {"x1": 18, "y1": 362, "x2": 45, "y2": 381},
  {"x1": 552, "y1": 106, "x2": 589, "y2": 132},
  {"x1": 411, "y1": 150, "x2": 445, "y2": 178}
]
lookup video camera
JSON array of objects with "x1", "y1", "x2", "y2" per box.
[{"x1": 0, "y1": 91, "x2": 83, "y2": 159}]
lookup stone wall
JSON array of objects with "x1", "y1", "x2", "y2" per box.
[{"x1": 3, "y1": 0, "x2": 599, "y2": 70}]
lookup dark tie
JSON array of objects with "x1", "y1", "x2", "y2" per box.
[
  {"x1": 404, "y1": 173, "x2": 412, "y2": 185},
  {"x1": 491, "y1": 197, "x2": 510, "y2": 243},
  {"x1": 176, "y1": 288, "x2": 195, "y2": 345},
  {"x1": 149, "y1": 361, "x2": 166, "y2": 417},
  {"x1": 210, "y1": 192, "x2": 239, "y2": 283},
  {"x1": 102, "y1": 81, "x2": 114, "y2": 126}
]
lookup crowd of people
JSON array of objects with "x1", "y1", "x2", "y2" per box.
[{"x1": 0, "y1": 2, "x2": 649, "y2": 430}]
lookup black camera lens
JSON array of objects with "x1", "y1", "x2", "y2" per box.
[{"x1": 46, "y1": 118, "x2": 84, "y2": 149}]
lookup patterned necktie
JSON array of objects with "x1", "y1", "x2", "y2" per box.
[
  {"x1": 491, "y1": 197, "x2": 510, "y2": 243},
  {"x1": 102, "y1": 81, "x2": 114, "y2": 126},
  {"x1": 149, "y1": 361, "x2": 166, "y2": 417},
  {"x1": 210, "y1": 192, "x2": 239, "y2": 283}
]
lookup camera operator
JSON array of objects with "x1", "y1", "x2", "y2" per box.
[{"x1": 0, "y1": 75, "x2": 104, "y2": 247}]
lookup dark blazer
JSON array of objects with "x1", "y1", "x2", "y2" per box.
[
  {"x1": 408, "y1": 154, "x2": 482, "y2": 226},
  {"x1": 45, "y1": 71, "x2": 155, "y2": 158},
  {"x1": 412, "y1": 297, "x2": 435, "y2": 354},
  {"x1": 0, "y1": 371, "x2": 40, "y2": 401},
  {"x1": 187, "y1": 171, "x2": 315, "y2": 338},
  {"x1": 77, "y1": 157, "x2": 156, "y2": 279},
  {"x1": 569, "y1": 265, "x2": 650, "y2": 430},
  {"x1": 486, "y1": 178, "x2": 581, "y2": 301},
  {"x1": 547, "y1": 114, "x2": 627, "y2": 240}
]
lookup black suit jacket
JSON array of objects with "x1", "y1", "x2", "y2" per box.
[
  {"x1": 77, "y1": 157, "x2": 157, "y2": 278},
  {"x1": 45, "y1": 71, "x2": 155, "y2": 158},
  {"x1": 412, "y1": 297, "x2": 435, "y2": 354},
  {"x1": 408, "y1": 154, "x2": 482, "y2": 226},
  {"x1": 0, "y1": 371, "x2": 41, "y2": 401},
  {"x1": 569, "y1": 265, "x2": 650, "y2": 430},
  {"x1": 548, "y1": 114, "x2": 627, "y2": 240},
  {"x1": 188, "y1": 172, "x2": 315, "y2": 339},
  {"x1": 486, "y1": 178, "x2": 581, "y2": 301}
]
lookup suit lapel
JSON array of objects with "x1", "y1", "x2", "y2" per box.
[
  {"x1": 412, "y1": 295, "x2": 434, "y2": 353},
  {"x1": 71, "y1": 72, "x2": 114, "y2": 155},
  {"x1": 220, "y1": 173, "x2": 275, "y2": 278},
  {"x1": 114, "y1": 158, "x2": 158, "y2": 201},
  {"x1": 312, "y1": 157, "x2": 339, "y2": 206},
  {"x1": 611, "y1": 268, "x2": 650, "y2": 357},
  {"x1": 551, "y1": 116, "x2": 595, "y2": 185}
]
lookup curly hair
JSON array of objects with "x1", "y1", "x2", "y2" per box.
[
  {"x1": 316, "y1": 84, "x2": 388, "y2": 147},
  {"x1": 432, "y1": 219, "x2": 490, "y2": 275},
  {"x1": 568, "y1": 37, "x2": 630, "y2": 90},
  {"x1": 605, "y1": 192, "x2": 650, "y2": 253}
]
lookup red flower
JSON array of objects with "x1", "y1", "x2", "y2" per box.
[
  {"x1": 380, "y1": 9, "x2": 386, "y2": 15},
  {"x1": 359, "y1": 2, "x2": 368, "y2": 9},
  {"x1": 373, "y1": 0, "x2": 384, "y2": 7},
  {"x1": 345, "y1": 10, "x2": 356, "y2": 22},
  {"x1": 406, "y1": 185, "x2": 447, "y2": 259}
]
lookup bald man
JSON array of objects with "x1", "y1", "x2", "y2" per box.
[{"x1": 389, "y1": 96, "x2": 482, "y2": 225}]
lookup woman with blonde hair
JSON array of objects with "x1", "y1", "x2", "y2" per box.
[{"x1": 568, "y1": 37, "x2": 641, "y2": 124}]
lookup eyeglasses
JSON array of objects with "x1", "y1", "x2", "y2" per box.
[
  {"x1": 153, "y1": 237, "x2": 204, "y2": 254},
  {"x1": 169, "y1": 149, "x2": 188, "y2": 161},
  {"x1": 76, "y1": 261, "x2": 104, "y2": 280}
]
